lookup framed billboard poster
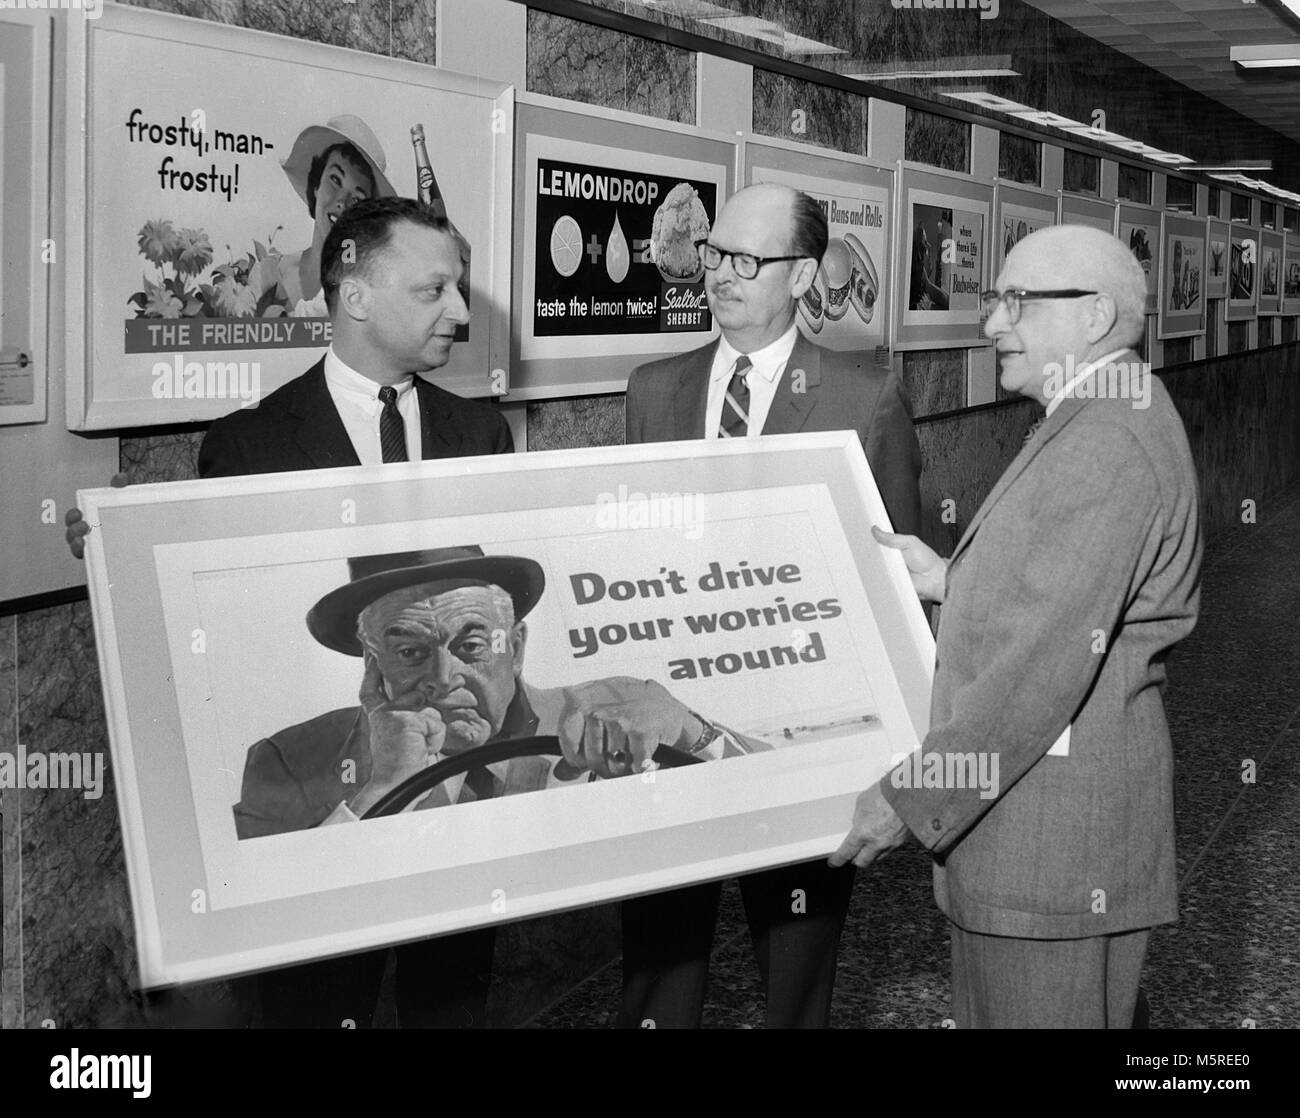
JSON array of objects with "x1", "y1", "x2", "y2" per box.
[
  {"x1": 1058, "y1": 191, "x2": 1115, "y2": 234},
  {"x1": 1225, "y1": 226, "x2": 1259, "y2": 322},
  {"x1": 893, "y1": 163, "x2": 991, "y2": 350},
  {"x1": 1206, "y1": 218, "x2": 1230, "y2": 301},
  {"x1": 63, "y1": 3, "x2": 513, "y2": 430},
  {"x1": 1258, "y1": 229, "x2": 1284, "y2": 316},
  {"x1": 1157, "y1": 213, "x2": 1206, "y2": 340},
  {"x1": 743, "y1": 137, "x2": 893, "y2": 359},
  {"x1": 80, "y1": 432, "x2": 933, "y2": 986},
  {"x1": 1282, "y1": 233, "x2": 1300, "y2": 317},
  {"x1": 507, "y1": 93, "x2": 736, "y2": 400},
  {"x1": 993, "y1": 182, "x2": 1057, "y2": 278},
  {"x1": 1116, "y1": 204, "x2": 1161, "y2": 316}
]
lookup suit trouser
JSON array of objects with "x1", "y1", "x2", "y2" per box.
[
  {"x1": 950, "y1": 922, "x2": 1151, "y2": 1028},
  {"x1": 620, "y1": 859, "x2": 856, "y2": 1029},
  {"x1": 256, "y1": 926, "x2": 496, "y2": 1028}
]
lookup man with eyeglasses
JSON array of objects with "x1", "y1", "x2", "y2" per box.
[
  {"x1": 833, "y1": 224, "x2": 1201, "y2": 1028},
  {"x1": 621, "y1": 181, "x2": 923, "y2": 1029}
]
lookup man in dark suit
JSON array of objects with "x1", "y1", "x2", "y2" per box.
[
  {"x1": 199, "y1": 197, "x2": 510, "y2": 477},
  {"x1": 621, "y1": 181, "x2": 923, "y2": 1028},
  {"x1": 68, "y1": 197, "x2": 512, "y2": 1027},
  {"x1": 833, "y1": 224, "x2": 1201, "y2": 1028}
]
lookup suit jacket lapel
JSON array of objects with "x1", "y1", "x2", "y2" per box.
[
  {"x1": 949, "y1": 393, "x2": 1091, "y2": 563},
  {"x1": 762, "y1": 332, "x2": 822, "y2": 435},
  {"x1": 674, "y1": 342, "x2": 718, "y2": 439},
  {"x1": 289, "y1": 359, "x2": 361, "y2": 469},
  {"x1": 415, "y1": 376, "x2": 457, "y2": 459}
]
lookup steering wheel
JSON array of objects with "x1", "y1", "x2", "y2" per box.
[{"x1": 360, "y1": 735, "x2": 703, "y2": 819}]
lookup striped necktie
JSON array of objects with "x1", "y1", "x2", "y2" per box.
[
  {"x1": 378, "y1": 385, "x2": 408, "y2": 463},
  {"x1": 718, "y1": 354, "x2": 752, "y2": 438}
]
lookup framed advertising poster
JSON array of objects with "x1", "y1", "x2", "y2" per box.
[
  {"x1": 894, "y1": 163, "x2": 991, "y2": 350},
  {"x1": 80, "y1": 432, "x2": 933, "y2": 986},
  {"x1": 742, "y1": 137, "x2": 892, "y2": 358},
  {"x1": 507, "y1": 93, "x2": 736, "y2": 400},
  {"x1": 1116, "y1": 203, "x2": 1161, "y2": 315},
  {"x1": 1206, "y1": 218, "x2": 1230, "y2": 300},
  {"x1": 0, "y1": 10, "x2": 49, "y2": 425},
  {"x1": 1157, "y1": 213, "x2": 1207, "y2": 340},
  {"x1": 1226, "y1": 225, "x2": 1259, "y2": 322},
  {"x1": 63, "y1": 3, "x2": 513, "y2": 430},
  {"x1": 1283, "y1": 233, "x2": 1300, "y2": 317},
  {"x1": 993, "y1": 182, "x2": 1057, "y2": 278},
  {"x1": 1058, "y1": 192, "x2": 1115, "y2": 234},
  {"x1": 1258, "y1": 229, "x2": 1284, "y2": 316}
]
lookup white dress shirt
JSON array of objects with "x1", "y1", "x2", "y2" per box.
[
  {"x1": 704, "y1": 323, "x2": 800, "y2": 437},
  {"x1": 323, "y1": 345, "x2": 422, "y2": 464}
]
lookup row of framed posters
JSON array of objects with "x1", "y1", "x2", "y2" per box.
[{"x1": 42, "y1": 3, "x2": 1300, "y2": 428}]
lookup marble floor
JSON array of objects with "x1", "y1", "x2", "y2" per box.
[{"x1": 528, "y1": 481, "x2": 1300, "y2": 1029}]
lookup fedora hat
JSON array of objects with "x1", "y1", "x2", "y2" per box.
[
  {"x1": 307, "y1": 546, "x2": 545, "y2": 657},
  {"x1": 281, "y1": 114, "x2": 396, "y2": 213}
]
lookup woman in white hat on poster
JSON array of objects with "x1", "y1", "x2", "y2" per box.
[{"x1": 265, "y1": 114, "x2": 396, "y2": 316}]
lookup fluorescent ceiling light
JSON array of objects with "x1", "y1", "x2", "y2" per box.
[
  {"x1": 1184, "y1": 161, "x2": 1274, "y2": 172},
  {"x1": 1230, "y1": 45, "x2": 1300, "y2": 68},
  {"x1": 945, "y1": 91, "x2": 1032, "y2": 114},
  {"x1": 850, "y1": 67, "x2": 1018, "y2": 80},
  {"x1": 700, "y1": 16, "x2": 845, "y2": 55}
]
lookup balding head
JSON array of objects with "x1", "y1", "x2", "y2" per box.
[
  {"x1": 705, "y1": 182, "x2": 824, "y2": 351},
  {"x1": 987, "y1": 224, "x2": 1148, "y2": 405},
  {"x1": 1007, "y1": 225, "x2": 1147, "y2": 348}
]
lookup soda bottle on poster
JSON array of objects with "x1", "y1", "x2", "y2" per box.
[{"x1": 411, "y1": 123, "x2": 469, "y2": 314}]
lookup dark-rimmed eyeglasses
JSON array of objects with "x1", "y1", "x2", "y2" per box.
[
  {"x1": 980, "y1": 288, "x2": 1098, "y2": 325},
  {"x1": 696, "y1": 240, "x2": 802, "y2": 281}
]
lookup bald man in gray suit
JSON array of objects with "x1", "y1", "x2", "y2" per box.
[
  {"x1": 835, "y1": 225, "x2": 1202, "y2": 1028},
  {"x1": 622, "y1": 182, "x2": 923, "y2": 1028}
]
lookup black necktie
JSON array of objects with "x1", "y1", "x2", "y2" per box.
[
  {"x1": 718, "y1": 354, "x2": 752, "y2": 438},
  {"x1": 378, "y1": 385, "x2": 408, "y2": 463}
]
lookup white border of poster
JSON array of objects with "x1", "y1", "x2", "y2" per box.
[
  {"x1": 992, "y1": 181, "x2": 1058, "y2": 278},
  {"x1": 1157, "y1": 213, "x2": 1207, "y2": 340},
  {"x1": 1258, "y1": 229, "x2": 1285, "y2": 316},
  {"x1": 740, "y1": 136, "x2": 893, "y2": 358},
  {"x1": 0, "y1": 10, "x2": 49, "y2": 425},
  {"x1": 1282, "y1": 232, "x2": 1300, "y2": 317},
  {"x1": 1206, "y1": 218, "x2": 1231, "y2": 301},
  {"x1": 893, "y1": 163, "x2": 991, "y2": 351},
  {"x1": 80, "y1": 433, "x2": 933, "y2": 987},
  {"x1": 63, "y1": 3, "x2": 514, "y2": 430},
  {"x1": 1225, "y1": 225, "x2": 1260, "y2": 323},
  {"x1": 507, "y1": 93, "x2": 736, "y2": 401},
  {"x1": 1115, "y1": 203, "x2": 1162, "y2": 316}
]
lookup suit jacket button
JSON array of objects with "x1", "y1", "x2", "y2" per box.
[{"x1": 931, "y1": 819, "x2": 942, "y2": 831}]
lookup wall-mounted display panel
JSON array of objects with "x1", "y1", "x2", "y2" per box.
[
  {"x1": 507, "y1": 93, "x2": 735, "y2": 400},
  {"x1": 893, "y1": 163, "x2": 991, "y2": 351},
  {"x1": 743, "y1": 136, "x2": 893, "y2": 360},
  {"x1": 64, "y1": 3, "x2": 513, "y2": 429},
  {"x1": 1157, "y1": 213, "x2": 1206, "y2": 340}
]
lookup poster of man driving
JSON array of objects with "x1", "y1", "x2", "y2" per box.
[{"x1": 80, "y1": 435, "x2": 932, "y2": 985}]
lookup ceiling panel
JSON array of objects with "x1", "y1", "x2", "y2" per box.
[{"x1": 1024, "y1": 0, "x2": 1300, "y2": 143}]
